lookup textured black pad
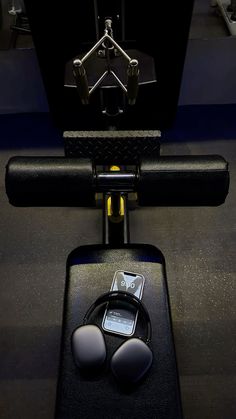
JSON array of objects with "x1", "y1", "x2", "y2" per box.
[
  {"x1": 55, "y1": 245, "x2": 183, "y2": 419},
  {"x1": 5, "y1": 157, "x2": 95, "y2": 207},
  {"x1": 138, "y1": 155, "x2": 229, "y2": 206},
  {"x1": 64, "y1": 132, "x2": 161, "y2": 164}
]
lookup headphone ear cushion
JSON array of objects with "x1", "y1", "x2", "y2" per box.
[
  {"x1": 111, "y1": 338, "x2": 153, "y2": 384},
  {"x1": 71, "y1": 325, "x2": 106, "y2": 369}
]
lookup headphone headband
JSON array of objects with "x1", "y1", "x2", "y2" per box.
[{"x1": 83, "y1": 290, "x2": 152, "y2": 344}]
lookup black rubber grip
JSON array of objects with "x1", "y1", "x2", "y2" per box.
[
  {"x1": 127, "y1": 60, "x2": 139, "y2": 105},
  {"x1": 6, "y1": 157, "x2": 95, "y2": 207},
  {"x1": 138, "y1": 155, "x2": 229, "y2": 206},
  {"x1": 127, "y1": 74, "x2": 139, "y2": 105},
  {"x1": 73, "y1": 65, "x2": 89, "y2": 105}
]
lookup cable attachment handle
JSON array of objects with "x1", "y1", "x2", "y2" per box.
[
  {"x1": 73, "y1": 59, "x2": 90, "y2": 105},
  {"x1": 127, "y1": 59, "x2": 139, "y2": 105},
  {"x1": 72, "y1": 18, "x2": 139, "y2": 106}
]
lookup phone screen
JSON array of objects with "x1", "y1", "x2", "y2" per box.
[{"x1": 102, "y1": 271, "x2": 145, "y2": 336}]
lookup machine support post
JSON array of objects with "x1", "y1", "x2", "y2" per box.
[{"x1": 103, "y1": 192, "x2": 130, "y2": 245}]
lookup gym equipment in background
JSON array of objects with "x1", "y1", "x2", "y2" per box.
[
  {"x1": 6, "y1": 1, "x2": 230, "y2": 418},
  {"x1": 8, "y1": 0, "x2": 23, "y2": 16},
  {"x1": 5, "y1": 155, "x2": 229, "y2": 419},
  {"x1": 24, "y1": 0, "x2": 194, "y2": 131},
  {"x1": 214, "y1": 0, "x2": 236, "y2": 36},
  {"x1": 8, "y1": 0, "x2": 31, "y2": 48}
]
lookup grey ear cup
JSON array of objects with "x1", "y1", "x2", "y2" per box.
[
  {"x1": 111, "y1": 338, "x2": 153, "y2": 384},
  {"x1": 72, "y1": 324, "x2": 106, "y2": 369}
]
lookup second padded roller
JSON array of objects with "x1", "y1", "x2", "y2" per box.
[{"x1": 138, "y1": 156, "x2": 229, "y2": 206}]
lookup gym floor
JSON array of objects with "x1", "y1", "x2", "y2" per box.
[{"x1": 0, "y1": 1, "x2": 236, "y2": 419}]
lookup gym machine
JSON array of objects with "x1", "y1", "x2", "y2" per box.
[
  {"x1": 5, "y1": 1, "x2": 230, "y2": 418},
  {"x1": 213, "y1": 0, "x2": 236, "y2": 36}
]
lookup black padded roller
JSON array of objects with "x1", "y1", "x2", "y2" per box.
[
  {"x1": 138, "y1": 155, "x2": 229, "y2": 206},
  {"x1": 6, "y1": 157, "x2": 95, "y2": 207}
]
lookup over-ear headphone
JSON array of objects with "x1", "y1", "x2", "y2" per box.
[{"x1": 71, "y1": 290, "x2": 153, "y2": 385}]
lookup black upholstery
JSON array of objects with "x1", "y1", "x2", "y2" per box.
[
  {"x1": 138, "y1": 155, "x2": 229, "y2": 206},
  {"x1": 6, "y1": 155, "x2": 229, "y2": 207},
  {"x1": 5, "y1": 157, "x2": 95, "y2": 207}
]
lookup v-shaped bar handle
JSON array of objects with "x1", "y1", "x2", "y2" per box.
[{"x1": 73, "y1": 30, "x2": 139, "y2": 105}]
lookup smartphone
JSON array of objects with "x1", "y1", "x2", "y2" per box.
[{"x1": 102, "y1": 270, "x2": 145, "y2": 337}]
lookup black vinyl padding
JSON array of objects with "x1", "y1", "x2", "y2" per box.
[
  {"x1": 138, "y1": 155, "x2": 229, "y2": 206},
  {"x1": 5, "y1": 157, "x2": 95, "y2": 207},
  {"x1": 5, "y1": 155, "x2": 229, "y2": 207}
]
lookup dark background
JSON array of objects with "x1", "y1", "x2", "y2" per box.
[
  {"x1": 0, "y1": 1, "x2": 236, "y2": 418},
  {"x1": 23, "y1": 0, "x2": 194, "y2": 130}
]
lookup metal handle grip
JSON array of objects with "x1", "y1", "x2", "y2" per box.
[
  {"x1": 73, "y1": 60, "x2": 90, "y2": 105},
  {"x1": 127, "y1": 59, "x2": 139, "y2": 105}
]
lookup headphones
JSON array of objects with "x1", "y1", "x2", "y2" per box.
[{"x1": 71, "y1": 290, "x2": 153, "y2": 385}]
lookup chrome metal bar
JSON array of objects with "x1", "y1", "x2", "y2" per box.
[
  {"x1": 89, "y1": 71, "x2": 109, "y2": 96},
  {"x1": 110, "y1": 71, "x2": 128, "y2": 93},
  {"x1": 81, "y1": 34, "x2": 107, "y2": 64},
  {"x1": 105, "y1": 34, "x2": 131, "y2": 62},
  {"x1": 79, "y1": 35, "x2": 131, "y2": 67}
]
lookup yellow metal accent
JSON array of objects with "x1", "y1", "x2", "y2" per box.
[
  {"x1": 110, "y1": 165, "x2": 120, "y2": 171},
  {"x1": 107, "y1": 196, "x2": 112, "y2": 216},
  {"x1": 120, "y1": 196, "x2": 125, "y2": 216},
  {"x1": 107, "y1": 166, "x2": 124, "y2": 218},
  {"x1": 107, "y1": 195, "x2": 124, "y2": 217}
]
